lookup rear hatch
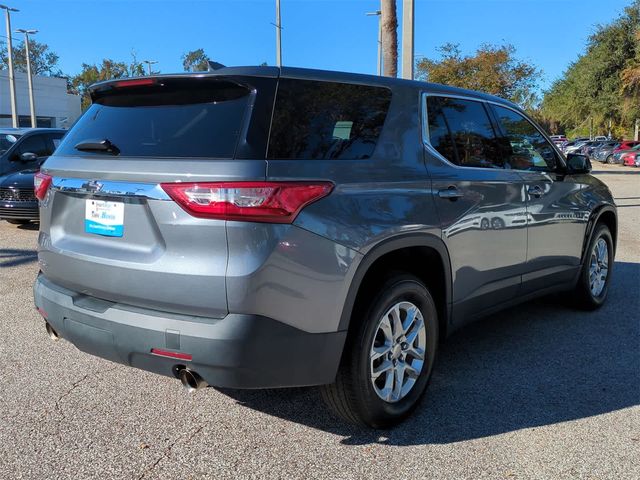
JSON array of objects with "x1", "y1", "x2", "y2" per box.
[{"x1": 38, "y1": 72, "x2": 277, "y2": 318}]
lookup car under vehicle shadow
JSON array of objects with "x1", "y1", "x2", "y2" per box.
[
  {"x1": 219, "y1": 261, "x2": 640, "y2": 445},
  {"x1": 0, "y1": 248, "x2": 38, "y2": 268}
]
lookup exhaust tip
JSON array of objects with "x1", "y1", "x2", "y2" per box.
[
  {"x1": 45, "y1": 322, "x2": 59, "y2": 341},
  {"x1": 178, "y1": 368, "x2": 207, "y2": 393}
]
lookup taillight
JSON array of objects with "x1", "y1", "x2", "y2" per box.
[
  {"x1": 34, "y1": 172, "x2": 52, "y2": 201},
  {"x1": 161, "y1": 181, "x2": 333, "y2": 223}
]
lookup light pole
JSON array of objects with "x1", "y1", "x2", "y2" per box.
[
  {"x1": 401, "y1": 0, "x2": 414, "y2": 80},
  {"x1": 142, "y1": 60, "x2": 158, "y2": 75},
  {"x1": 15, "y1": 28, "x2": 37, "y2": 128},
  {"x1": 275, "y1": 0, "x2": 282, "y2": 67},
  {"x1": 1, "y1": 4, "x2": 19, "y2": 128},
  {"x1": 366, "y1": 10, "x2": 382, "y2": 76}
]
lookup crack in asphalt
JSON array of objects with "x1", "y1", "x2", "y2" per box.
[
  {"x1": 137, "y1": 424, "x2": 205, "y2": 480},
  {"x1": 53, "y1": 366, "x2": 119, "y2": 418}
]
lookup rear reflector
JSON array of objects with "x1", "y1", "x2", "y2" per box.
[
  {"x1": 34, "y1": 172, "x2": 52, "y2": 200},
  {"x1": 151, "y1": 348, "x2": 193, "y2": 361},
  {"x1": 36, "y1": 307, "x2": 48, "y2": 319},
  {"x1": 161, "y1": 181, "x2": 333, "y2": 223}
]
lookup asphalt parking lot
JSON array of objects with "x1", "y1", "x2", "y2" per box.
[{"x1": 0, "y1": 163, "x2": 638, "y2": 480}]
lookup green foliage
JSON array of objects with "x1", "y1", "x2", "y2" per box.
[
  {"x1": 541, "y1": 1, "x2": 640, "y2": 138},
  {"x1": 68, "y1": 54, "x2": 146, "y2": 110},
  {"x1": 0, "y1": 39, "x2": 62, "y2": 76},
  {"x1": 416, "y1": 43, "x2": 541, "y2": 110},
  {"x1": 182, "y1": 49, "x2": 210, "y2": 72}
]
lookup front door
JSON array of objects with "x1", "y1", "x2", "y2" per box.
[{"x1": 489, "y1": 104, "x2": 588, "y2": 293}]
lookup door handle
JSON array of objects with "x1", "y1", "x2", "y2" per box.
[
  {"x1": 528, "y1": 185, "x2": 544, "y2": 198},
  {"x1": 438, "y1": 187, "x2": 464, "y2": 200}
]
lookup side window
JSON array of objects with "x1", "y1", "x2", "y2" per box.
[
  {"x1": 426, "y1": 96, "x2": 503, "y2": 169},
  {"x1": 268, "y1": 79, "x2": 392, "y2": 160},
  {"x1": 47, "y1": 133, "x2": 65, "y2": 154},
  {"x1": 16, "y1": 135, "x2": 48, "y2": 159},
  {"x1": 493, "y1": 106, "x2": 558, "y2": 172}
]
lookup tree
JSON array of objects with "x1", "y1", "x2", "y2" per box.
[
  {"x1": 541, "y1": 1, "x2": 640, "y2": 138},
  {"x1": 182, "y1": 49, "x2": 210, "y2": 72},
  {"x1": 0, "y1": 39, "x2": 62, "y2": 76},
  {"x1": 416, "y1": 43, "x2": 541, "y2": 110},
  {"x1": 69, "y1": 55, "x2": 145, "y2": 110},
  {"x1": 381, "y1": 0, "x2": 398, "y2": 77}
]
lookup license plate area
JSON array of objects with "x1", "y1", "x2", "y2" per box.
[{"x1": 85, "y1": 199, "x2": 124, "y2": 237}]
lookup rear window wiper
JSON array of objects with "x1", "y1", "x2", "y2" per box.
[{"x1": 75, "y1": 138, "x2": 120, "y2": 155}]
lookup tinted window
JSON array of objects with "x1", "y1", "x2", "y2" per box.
[
  {"x1": 493, "y1": 105, "x2": 558, "y2": 171},
  {"x1": 0, "y1": 133, "x2": 20, "y2": 154},
  {"x1": 56, "y1": 80, "x2": 250, "y2": 158},
  {"x1": 47, "y1": 133, "x2": 64, "y2": 151},
  {"x1": 268, "y1": 79, "x2": 391, "y2": 160},
  {"x1": 426, "y1": 96, "x2": 503, "y2": 168},
  {"x1": 17, "y1": 135, "x2": 48, "y2": 158}
]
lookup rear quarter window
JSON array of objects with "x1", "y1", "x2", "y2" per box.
[{"x1": 268, "y1": 79, "x2": 392, "y2": 160}]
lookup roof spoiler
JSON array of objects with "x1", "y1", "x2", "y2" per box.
[{"x1": 207, "y1": 61, "x2": 226, "y2": 71}]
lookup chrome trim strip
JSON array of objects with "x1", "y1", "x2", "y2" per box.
[{"x1": 50, "y1": 177, "x2": 171, "y2": 200}]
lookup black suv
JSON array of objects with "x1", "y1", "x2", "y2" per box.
[{"x1": 0, "y1": 128, "x2": 65, "y2": 224}]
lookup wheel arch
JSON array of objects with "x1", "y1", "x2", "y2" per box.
[
  {"x1": 338, "y1": 234, "x2": 453, "y2": 340},
  {"x1": 581, "y1": 204, "x2": 617, "y2": 264}
]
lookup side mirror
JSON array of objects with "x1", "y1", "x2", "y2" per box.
[
  {"x1": 566, "y1": 153, "x2": 592, "y2": 174},
  {"x1": 19, "y1": 152, "x2": 38, "y2": 162}
]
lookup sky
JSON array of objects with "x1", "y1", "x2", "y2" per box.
[{"x1": 0, "y1": 0, "x2": 634, "y2": 90}]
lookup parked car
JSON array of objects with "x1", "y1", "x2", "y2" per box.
[
  {"x1": 33, "y1": 67, "x2": 617, "y2": 428},
  {"x1": 550, "y1": 135, "x2": 567, "y2": 146},
  {"x1": 611, "y1": 143, "x2": 640, "y2": 164},
  {"x1": 581, "y1": 141, "x2": 606, "y2": 158},
  {"x1": 593, "y1": 136, "x2": 608, "y2": 141},
  {"x1": 622, "y1": 151, "x2": 639, "y2": 166},
  {"x1": 591, "y1": 141, "x2": 618, "y2": 162},
  {"x1": 0, "y1": 128, "x2": 65, "y2": 224},
  {"x1": 593, "y1": 142, "x2": 620, "y2": 163},
  {"x1": 564, "y1": 139, "x2": 590, "y2": 154}
]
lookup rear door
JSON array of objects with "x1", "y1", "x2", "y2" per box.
[
  {"x1": 423, "y1": 95, "x2": 528, "y2": 322},
  {"x1": 489, "y1": 104, "x2": 588, "y2": 293},
  {"x1": 38, "y1": 75, "x2": 276, "y2": 318}
]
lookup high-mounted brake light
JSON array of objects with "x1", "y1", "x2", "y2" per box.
[
  {"x1": 34, "y1": 172, "x2": 52, "y2": 201},
  {"x1": 112, "y1": 78, "x2": 156, "y2": 88},
  {"x1": 161, "y1": 182, "x2": 334, "y2": 223}
]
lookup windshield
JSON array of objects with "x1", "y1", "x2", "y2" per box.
[
  {"x1": 0, "y1": 134, "x2": 21, "y2": 154},
  {"x1": 55, "y1": 79, "x2": 251, "y2": 159}
]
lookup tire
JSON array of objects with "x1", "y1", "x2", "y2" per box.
[
  {"x1": 572, "y1": 224, "x2": 613, "y2": 310},
  {"x1": 5, "y1": 219, "x2": 31, "y2": 225},
  {"x1": 606, "y1": 155, "x2": 613, "y2": 164},
  {"x1": 321, "y1": 274, "x2": 438, "y2": 428}
]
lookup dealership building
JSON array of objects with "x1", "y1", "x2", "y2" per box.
[{"x1": 0, "y1": 70, "x2": 81, "y2": 129}]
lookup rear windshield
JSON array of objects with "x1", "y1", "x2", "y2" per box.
[
  {"x1": 55, "y1": 79, "x2": 250, "y2": 158},
  {"x1": 268, "y1": 79, "x2": 392, "y2": 160}
]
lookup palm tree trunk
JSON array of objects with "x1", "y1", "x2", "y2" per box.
[{"x1": 381, "y1": 0, "x2": 398, "y2": 77}]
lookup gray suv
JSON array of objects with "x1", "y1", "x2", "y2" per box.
[{"x1": 33, "y1": 67, "x2": 617, "y2": 428}]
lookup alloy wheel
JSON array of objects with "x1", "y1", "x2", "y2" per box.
[{"x1": 369, "y1": 301, "x2": 427, "y2": 403}]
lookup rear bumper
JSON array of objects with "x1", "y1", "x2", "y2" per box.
[
  {"x1": 0, "y1": 201, "x2": 39, "y2": 220},
  {"x1": 34, "y1": 275, "x2": 346, "y2": 389}
]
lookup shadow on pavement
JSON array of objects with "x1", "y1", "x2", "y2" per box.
[
  {"x1": 17, "y1": 222, "x2": 39, "y2": 231},
  {"x1": 0, "y1": 248, "x2": 38, "y2": 268},
  {"x1": 220, "y1": 261, "x2": 640, "y2": 445}
]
